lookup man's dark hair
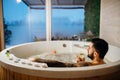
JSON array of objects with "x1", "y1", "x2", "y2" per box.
[{"x1": 91, "y1": 38, "x2": 108, "y2": 59}]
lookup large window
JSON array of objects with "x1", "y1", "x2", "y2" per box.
[{"x1": 3, "y1": 0, "x2": 85, "y2": 48}]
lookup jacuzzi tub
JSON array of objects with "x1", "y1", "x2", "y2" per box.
[{"x1": 0, "y1": 41, "x2": 120, "y2": 80}]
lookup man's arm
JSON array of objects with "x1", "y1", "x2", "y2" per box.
[{"x1": 33, "y1": 58, "x2": 93, "y2": 67}]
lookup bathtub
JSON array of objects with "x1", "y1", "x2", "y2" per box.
[{"x1": 0, "y1": 41, "x2": 120, "y2": 80}]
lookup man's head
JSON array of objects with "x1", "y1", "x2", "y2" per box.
[{"x1": 87, "y1": 38, "x2": 108, "y2": 60}]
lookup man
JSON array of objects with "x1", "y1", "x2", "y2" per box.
[
  {"x1": 70, "y1": 38, "x2": 109, "y2": 67},
  {"x1": 86, "y1": 38, "x2": 109, "y2": 65},
  {"x1": 29, "y1": 38, "x2": 108, "y2": 67}
]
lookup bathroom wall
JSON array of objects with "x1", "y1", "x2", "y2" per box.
[{"x1": 100, "y1": 0, "x2": 120, "y2": 47}]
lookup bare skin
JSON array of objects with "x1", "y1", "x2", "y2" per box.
[{"x1": 87, "y1": 42, "x2": 105, "y2": 65}]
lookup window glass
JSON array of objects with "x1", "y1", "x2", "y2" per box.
[
  {"x1": 3, "y1": 0, "x2": 46, "y2": 48},
  {"x1": 3, "y1": 0, "x2": 85, "y2": 48},
  {"x1": 52, "y1": 9, "x2": 84, "y2": 40}
]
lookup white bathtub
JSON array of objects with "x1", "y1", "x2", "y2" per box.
[{"x1": 0, "y1": 41, "x2": 120, "y2": 80}]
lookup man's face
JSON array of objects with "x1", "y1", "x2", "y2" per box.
[{"x1": 87, "y1": 43, "x2": 95, "y2": 60}]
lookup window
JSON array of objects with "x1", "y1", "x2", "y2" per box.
[{"x1": 3, "y1": 0, "x2": 85, "y2": 48}]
